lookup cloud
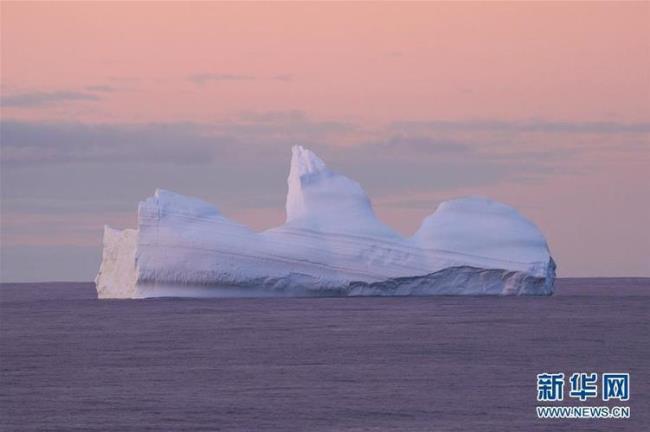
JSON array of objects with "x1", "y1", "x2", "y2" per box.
[
  {"x1": 237, "y1": 110, "x2": 307, "y2": 123},
  {"x1": 1, "y1": 91, "x2": 100, "y2": 108},
  {"x1": 0, "y1": 113, "x2": 355, "y2": 166},
  {"x1": 1, "y1": 114, "x2": 580, "y2": 190},
  {"x1": 229, "y1": 110, "x2": 356, "y2": 136},
  {"x1": 2, "y1": 114, "x2": 612, "y2": 197},
  {"x1": 188, "y1": 73, "x2": 294, "y2": 84},
  {"x1": 391, "y1": 120, "x2": 650, "y2": 134},
  {"x1": 188, "y1": 73, "x2": 256, "y2": 84},
  {"x1": 85, "y1": 85, "x2": 116, "y2": 93},
  {"x1": 0, "y1": 121, "x2": 226, "y2": 165},
  {"x1": 364, "y1": 134, "x2": 470, "y2": 155}
]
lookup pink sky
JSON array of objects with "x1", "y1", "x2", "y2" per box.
[
  {"x1": 1, "y1": 2, "x2": 649, "y2": 280},
  {"x1": 4, "y1": 2, "x2": 648, "y2": 123}
]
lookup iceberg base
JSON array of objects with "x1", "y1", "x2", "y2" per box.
[{"x1": 112, "y1": 265, "x2": 554, "y2": 299}]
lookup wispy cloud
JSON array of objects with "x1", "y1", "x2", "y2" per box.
[
  {"x1": 0, "y1": 121, "x2": 225, "y2": 164},
  {"x1": 3, "y1": 114, "x2": 629, "y2": 198},
  {"x1": 188, "y1": 73, "x2": 256, "y2": 85},
  {"x1": 85, "y1": 85, "x2": 116, "y2": 93},
  {"x1": 1, "y1": 91, "x2": 100, "y2": 108},
  {"x1": 2, "y1": 114, "x2": 598, "y2": 176},
  {"x1": 237, "y1": 110, "x2": 306, "y2": 123},
  {"x1": 391, "y1": 120, "x2": 650, "y2": 134},
  {"x1": 188, "y1": 73, "x2": 294, "y2": 85},
  {"x1": 228, "y1": 110, "x2": 355, "y2": 136},
  {"x1": 0, "y1": 113, "x2": 355, "y2": 165},
  {"x1": 363, "y1": 134, "x2": 470, "y2": 155}
]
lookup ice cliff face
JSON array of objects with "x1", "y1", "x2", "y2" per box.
[{"x1": 95, "y1": 146, "x2": 556, "y2": 298}]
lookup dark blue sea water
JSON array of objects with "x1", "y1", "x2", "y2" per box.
[{"x1": 1, "y1": 279, "x2": 648, "y2": 431}]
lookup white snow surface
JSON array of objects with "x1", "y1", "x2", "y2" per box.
[{"x1": 95, "y1": 146, "x2": 556, "y2": 298}]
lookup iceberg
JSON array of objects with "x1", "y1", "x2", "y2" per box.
[{"x1": 95, "y1": 146, "x2": 556, "y2": 298}]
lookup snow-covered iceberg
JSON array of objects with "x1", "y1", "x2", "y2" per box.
[{"x1": 96, "y1": 146, "x2": 556, "y2": 298}]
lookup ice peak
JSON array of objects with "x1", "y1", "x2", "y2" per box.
[
  {"x1": 290, "y1": 145, "x2": 327, "y2": 178},
  {"x1": 284, "y1": 147, "x2": 400, "y2": 238},
  {"x1": 286, "y1": 146, "x2": 331, "y2": 223}
]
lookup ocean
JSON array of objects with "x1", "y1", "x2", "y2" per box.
[{"x1": 1, "y1": 279, "x2": 648, "y2": 431}]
